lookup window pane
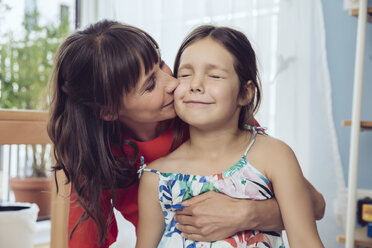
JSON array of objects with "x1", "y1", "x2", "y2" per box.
[{"x1": 0, "y1": 0, "x2": 75, "y2": 110}]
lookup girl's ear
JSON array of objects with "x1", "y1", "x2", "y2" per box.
[
  {"x1": 100, "y1": 109, "x2": 118, "y2": 121},
  {"x1": 238, "y1": 80, "x2": 254, "y2": 106}
]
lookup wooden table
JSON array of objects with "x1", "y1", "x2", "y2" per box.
[
  {"x1": 0, "y1": 240, "x2": 48, "y2": 248},
  {"x1": 34, "y1": 244, "x2": 49, "y2": 248},
  {"x1": 337, "y1": 227, "x2": 372, "y2": 247}
]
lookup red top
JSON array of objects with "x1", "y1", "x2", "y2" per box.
[
  {"x1": 68, "y1": 119, "x2": 260, "y2": 247},
  {"x1": 68, "y1": 123, "x2": 176, "y2": 248}
]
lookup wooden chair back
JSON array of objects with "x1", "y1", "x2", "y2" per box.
[{"x1": 0, "y1": 109, "x2": 69, "y2": 248}]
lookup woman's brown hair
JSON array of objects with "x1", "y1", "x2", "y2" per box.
[{"x1": 47, "y1": 20, "x2": 159, "y2": 243}]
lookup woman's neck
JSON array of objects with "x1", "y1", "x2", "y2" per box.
[{"x1": 122, "y1": 119, "x2": 172, "y2": 142}]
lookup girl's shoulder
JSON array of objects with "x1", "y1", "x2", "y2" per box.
[
  {"x1": 253, "y1": 134, "x2": 299, "y2": 177},
  {"x1": 255, "y1": 134, "x2": 294, "y2": 154},
  {"x1": 146, "y1": 141, "x2": 190, "y2": 172},
  {"x1": 252, "y1": 134, "x2": 297, "y2": 166}
]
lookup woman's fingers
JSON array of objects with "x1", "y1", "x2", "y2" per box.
[{"x1": 181, "y1": 191, "x2": 213, "y2": 207}]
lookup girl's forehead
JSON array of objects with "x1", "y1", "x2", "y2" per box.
[{"x1": 179, "y1": 38, "x2": 234, "y2": 68}]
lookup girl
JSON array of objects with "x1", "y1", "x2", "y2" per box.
[
  {"x1": 48, "y1": 20, "x2": 325, "y2": 247},
  {"x1": 136, "y1": 25, "x2": 324, "y2": 247}
]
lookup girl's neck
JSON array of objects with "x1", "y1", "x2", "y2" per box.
[
  {"x1": 188, "y1": 125, "x2": 249, "y2": 159},
  {"x1": 123, "y1": 119, "x2": 172, "y2": 142}
]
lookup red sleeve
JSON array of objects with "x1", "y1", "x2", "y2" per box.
[{"x1": 68, "y1": 188, "x2": 118, "y2": 248}]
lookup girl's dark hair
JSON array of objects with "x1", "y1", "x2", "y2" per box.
[
  {"x1": 173, "y1": 25, "x2": 262, "y2": 128},
  {"x1": 47, "y1": 19, "x2": 159, "y2": 243}
]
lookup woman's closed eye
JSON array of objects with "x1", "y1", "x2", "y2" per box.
[
  {"x1": 178, "y1": 74, "x2": 190, "y2": 78},
  {"x1": 145, "y1": 74, "x2": 156, "y2": 92}
]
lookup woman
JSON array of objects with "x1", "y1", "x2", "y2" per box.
[{"x1": 48, "y1": 19, "x2": 325, "y2": 248}]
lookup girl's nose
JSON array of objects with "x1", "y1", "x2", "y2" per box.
[{"x1": 190, "y1": 77, "x2": 204, "y2": 94}]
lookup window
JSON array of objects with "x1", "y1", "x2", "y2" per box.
[{"x1": 0, "y1": 0, "x2": 75, "y2": 110}]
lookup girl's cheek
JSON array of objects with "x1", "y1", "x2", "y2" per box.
[
  {"x1": 174, "y1": 83, "x2": 186, "y2": 98},
  {"x1": 174, "y1": 87, "x2": 185, "y2": 111},
  {"x1": 174, "y1": 98, "x2": 183, "y2": 115}
]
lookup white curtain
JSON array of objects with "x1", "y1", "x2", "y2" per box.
[
  {"x1": 81, "y1": 1, "x2": 346, "y2": 247},
  {"x1": 274, "y1": 1, "x2": 346, "y2": 247}
]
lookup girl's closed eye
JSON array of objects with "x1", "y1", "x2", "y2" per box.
[
  {"x1": 209, "y1": 75, "x2": 222, "y2": 79},
  {"x1": 179, "y1": 74, "x2": 190, "y2": 78},
  {"x1": 178, "y1": 68, "x2": 192, "y2": 79}
]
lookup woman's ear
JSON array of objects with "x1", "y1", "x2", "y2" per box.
[
  {"x1": 238, "y1": 80, "x2": 254, "y2": 106},
  {"x1": 100, "y1": 109, "x2": 118, "y2": 121}
]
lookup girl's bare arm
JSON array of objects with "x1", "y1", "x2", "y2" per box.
[
  {"x1": 269, "y1": 140, "x2": 324, "y2": 247},
  {"x1": 136, "y1": 171, "x2": 164, "y2": 248}
]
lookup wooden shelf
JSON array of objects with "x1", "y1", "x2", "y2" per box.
[
  {"x1": 349, "y1": 7, "x2": 372, "y2": 22},
  {"x1": 342, "y1": 120, "x2": 372, "y2": 130},
  {"x1": 350, "y1": 7, "x2": 372, "y2": 16},
  {"x1": 337, "y1": 227, "x2": 372, "y2": 247},
  {"x1": 0, "y1": 109, "x2": 51, "y2": 145}
]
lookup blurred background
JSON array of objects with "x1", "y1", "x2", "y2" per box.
[{"x1": 0, "y1": 0, "x2": 371, "y2": 247}]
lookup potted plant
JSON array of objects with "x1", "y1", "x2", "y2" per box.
[
  {"x1": 7, "y1": 145, "x2": 53, "y2": 220},
  {"x1": 0, "y1": 1, "x2": 70, "y2": 220}
]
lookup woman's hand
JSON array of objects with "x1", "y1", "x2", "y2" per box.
[
  {"x1": 174, "y1": 191, "x2": 242, "y2": 241},
  {"x1": 174, "y1": 191, "x2": 283, "y2": 241},
  {"x1": 174, "y1": 177, "x2": 324, "y2": 242}
]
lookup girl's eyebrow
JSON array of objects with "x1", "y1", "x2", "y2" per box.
[
  {"x1": 205, "y1": 64, "x2": 229, "y2": 73},
  {"x1": 178, "y1": 64, "x2": 193, "y2": 71},
  {"x1": 179, "y1": 63, "x2": 228, "y2": 73}
]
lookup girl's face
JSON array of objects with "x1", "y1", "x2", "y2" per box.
[
  {"x1": 175, "y1": 38, "x2": 248, "y2": 130},
  {"x1": 118, "y1": 62, "x2": 178, "y2": 126}
]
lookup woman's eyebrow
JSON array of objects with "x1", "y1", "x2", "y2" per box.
[
  {"x1": 140, "y1": 73, "x2": 155, "y2": 92},
  {"x1": 141, "y1": 58, "x2": 163, "y2": 92}
]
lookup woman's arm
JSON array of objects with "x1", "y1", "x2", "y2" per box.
[
  {"x1": 304, "y1": 177, "x2": 326, "y2": 220},
  {"x1": 136, "y1": 171, "x2": 165, "y2": 248},
  {"x1": 175, "y1": 176, "x2": 324, "y2": 241},
  {"x1": 270, "y1": 141, "x2": 324, "y2": 247},
  {"x1": 175, "y1": 191, "x2": 283, "y2": 241}
]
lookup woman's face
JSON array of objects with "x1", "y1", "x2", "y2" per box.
[{"x1": 118, "y1": 61, "x2": 178, "y2": 126}]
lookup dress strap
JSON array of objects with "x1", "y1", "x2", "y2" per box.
[
  {"x1": 243, "y1": 125, "x2": 268, "y2": 156},
  {"x1": 137, "y1": 156, "x2": 161, "y2": 178},
  {"x1": 243, "y1": 129, "x2": 257, "y2": 156},
  {"x1": 243, "y1": 124, "x2": 268, "y2": 136}
]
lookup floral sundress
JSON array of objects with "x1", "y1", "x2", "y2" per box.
[{"x1": 138, "y1": 127, "x2": 285, "y2": 248}]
